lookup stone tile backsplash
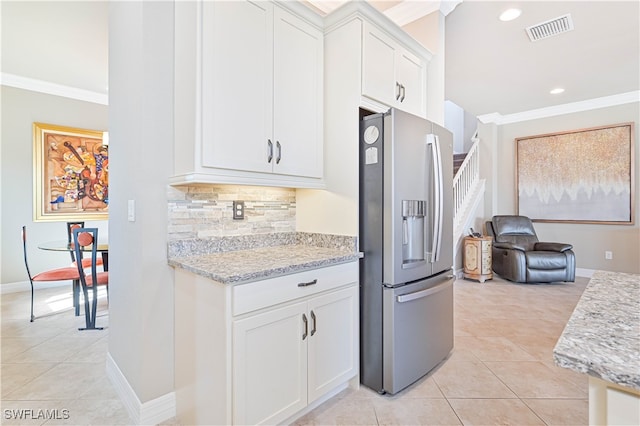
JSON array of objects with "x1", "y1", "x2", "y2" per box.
[{"x1": 167, "y1": 185, "x2": 296, "y2": 240}]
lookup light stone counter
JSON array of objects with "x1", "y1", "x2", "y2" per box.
[
  {"x1": 553, "y1": 270, "x2": 640, "y2": 391},
  {"x1": 168, "y1": 232, "x2": 360, "y2": 284}
]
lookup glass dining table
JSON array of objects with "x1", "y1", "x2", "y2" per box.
[{"x1": 38, "y1": 240, "x2": 109, "y2": 271}]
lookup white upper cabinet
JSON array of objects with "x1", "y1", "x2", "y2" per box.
[
  {"x1": 362, "y1": 22, "x2": 427, "y2": 117},
  {"x1": 201, "y1": 1, "x2": 273, "y2": 174},
  {"x1": 173, "y1": 1, "x2": 323, "y2": 188},
  {"x1": 272, "y1": 7, "x2": 323, "y2": 178}
]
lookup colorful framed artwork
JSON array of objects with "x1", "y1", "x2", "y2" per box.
[
  {"x1": 516, "y1": 122, "x2": 634, "y2": 224},
  {"x1": 33, "y1": 122, "x2": 109, "y2": 222}
]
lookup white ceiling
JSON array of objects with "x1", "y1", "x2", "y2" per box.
[
  {"x1": 1, "y1": 1, "x2": 638, "y2": 119},
  {"x1": 1, "y1": 1, "x2": 108, "y2": 95},
  {"x1": 444, "y1": 0, "x2": 640, "y2": 117}
]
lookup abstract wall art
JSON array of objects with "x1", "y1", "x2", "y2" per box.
[
  {"x1": 516, "y1": 123, "x2": 634, "y2": 224},
  {"x1": 33, "y1": 122, "x2": 109, "y2": 222}
]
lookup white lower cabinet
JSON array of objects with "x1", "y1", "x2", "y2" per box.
[
  {"x1": 589, "y1": 376, "x2": 640, "y2": 425},
  {"x1": 233, "y1": 286, "x2": 358, "y2": 425},
  {"x1": 233, "y1": 301, "x2": 308, "y2": 425},
  {"x1": 174, "y1": 262, "x2": 359, "y2": 425}
]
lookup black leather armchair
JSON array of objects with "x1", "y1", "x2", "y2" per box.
[{"x1": 485, "y1": 215, "x2": 575, "y2": 283}]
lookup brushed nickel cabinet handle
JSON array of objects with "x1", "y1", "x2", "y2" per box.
[
  {"x1": 310, "y1": 310, "x2": 316, "y2": 336},
  {"x1": 297, "y1": 279, "x2": 318, "y2": 287},
  {"x1": 267, "y1": 139, "x2": 273, "y2": 163},
  {"x1": 276, "y1": 141, "x2": 282, "y2": 164},
  {"x1": 302, "y1": 313, "x2": 308, "y2": 340}
]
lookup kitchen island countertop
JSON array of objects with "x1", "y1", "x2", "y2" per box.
[{"x1": 553, "y1": 270, "x2": 640, "y2": 391}]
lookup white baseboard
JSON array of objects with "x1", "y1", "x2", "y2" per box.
[
  {"x1": 455, "y1": 268, "x2": 594, "y2": 282},
  {"x1": 1, "y1": 280, "x2": 69, "y2": 294},
  {"x1": 106, "y1": 353, "x2": 176, "y2": 425},
  {"x1": 576, "y1": 268, "x2": 596, "y2": 278}
]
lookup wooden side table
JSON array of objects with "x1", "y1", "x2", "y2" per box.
[{"x1": 463, "y1": 236, "x2": 493, "y2": 283}]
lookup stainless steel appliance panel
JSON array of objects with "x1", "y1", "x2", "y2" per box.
[
  {"x1": 359, "y1": 113, "x2": 385, "y2": 391},
  {"x1": 382, "y1": 110, "x2": 454, "y2": 287},
  {"x1": 382, "y1": 272, "x2": 454, "y2": 394}
]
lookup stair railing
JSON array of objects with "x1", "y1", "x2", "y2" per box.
[{"x1": 453, "y1": 136, "x2": 480, "y2": 221}]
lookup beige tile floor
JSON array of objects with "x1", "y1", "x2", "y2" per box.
[{"x1": 1, "y1": 276, "x2": 590, "y2": 425}]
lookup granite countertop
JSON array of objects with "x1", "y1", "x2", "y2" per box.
[
  {"x1": 168, "y1": 232, "x2": 360, "y2": 284},
  {"x1": 553, "y1": 270, "x2": 640, "y2": 391}
]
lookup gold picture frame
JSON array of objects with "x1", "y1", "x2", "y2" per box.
[
  {"x1": 516, "y1": 122, "x2": 634, "y2": 224},
  {"x1": 33, "y1": 122, "x2": 109, "y2": 222}
]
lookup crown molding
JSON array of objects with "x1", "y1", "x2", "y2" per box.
[
  {"x1": 477, "y1": 91, "x2": 640, "y2": 125},
  {"x1": 306, "y1": 0, "x2": 346, "y2": 14},
  {"x1": 385, "y1": 0, "x2": 463, "y2": 26},
  {"x1": 0, "y1": 73, "x2": 108, "y2": 105}
]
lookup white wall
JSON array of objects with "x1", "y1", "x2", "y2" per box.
[
  {"x1": 479, "y1": 102, "x2": 639, "y2": 273},
  {"x1": 445, "y1": 100, "x2": 464, "y2": 153},
  {"x1": 0, "y1": 86, "x2": 108, "y2": 286},
  {"x1": 108, "y1": 0, "x2": 174, "y2": 405}
]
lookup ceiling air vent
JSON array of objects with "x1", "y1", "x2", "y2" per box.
[{"x1": 526, "y1": 14, "x2": 574, "y2": 42}]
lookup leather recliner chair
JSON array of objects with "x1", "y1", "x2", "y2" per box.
[{"x1": 485, "y1": 215, "x2": 575, "y2": 283}]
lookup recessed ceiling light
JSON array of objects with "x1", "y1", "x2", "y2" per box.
[
  {"x1": 499, "y1": 8, "x2": 522, "y2": 22},
  {"x1": 550, "y1": 88, "x2": 565, "y2": 95}
]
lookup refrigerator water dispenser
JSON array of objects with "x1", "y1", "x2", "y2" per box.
[{"x1": 401, "y1": 200, "x2": 426, "y2": 265}]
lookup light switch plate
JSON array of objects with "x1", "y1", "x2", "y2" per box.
[{"x1": 128, "y1": 200, "x2": 135, "y2": 222}]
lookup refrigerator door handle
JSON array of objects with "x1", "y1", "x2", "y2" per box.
[
  {"x1": 396, "y1": 279, "x2": 452, "y2": 303},
  {"x1": 427, "y1": 134, "x2": 444, "y2": 262}
]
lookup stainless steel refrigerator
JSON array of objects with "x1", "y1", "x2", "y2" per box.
[{"x1": 359, "y1": 108, "x2": 454, "y2": 395}]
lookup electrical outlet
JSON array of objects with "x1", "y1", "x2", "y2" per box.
[
  {"x1": 605, "y1": 251, "x2": 613, "y2": 260},
  {"x1": 233, "y1": 200, "x2": 245, "y2": 220}
]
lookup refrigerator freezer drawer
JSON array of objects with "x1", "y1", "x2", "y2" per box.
[{"x1": 382, "y1": 273, "x2": 454, "y2": 394}]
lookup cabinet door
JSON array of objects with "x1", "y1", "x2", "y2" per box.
[
  {"x1": 201, "y1": 0, "x2": 273, "y2": 173},
  {"x1": 307, "y1": 286, "x2": 359, "y2": 403},
  {"x1": 233, "y1": 301, "x2": 308, "y2": 425},
  {"x1": 272, "y1": 6, "x2": 323, "y2": 178},
  {"x1": 396, "y1": 49, "x2": 426, "y2": 117},
  {"x1": 362, "y1": 23, "x2": 398, "y2": 108}
]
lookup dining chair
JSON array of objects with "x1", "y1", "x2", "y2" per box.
[
  {"x1": 67, "y1": 221, "x2": 103, "y2": 316},
  {"x1": 66, "y1": 221, "x2": 104, "y2": 268},
  {"x1": 22, "y1": 225, "x2": 80, "y2": 322},
  {"x1": 72, "y1": 227, "x2": 108, "y2": 330}
]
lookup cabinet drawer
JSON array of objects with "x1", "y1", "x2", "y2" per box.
[{"x1": 233, "y1": 262, "x2": 358, "y2": 316}]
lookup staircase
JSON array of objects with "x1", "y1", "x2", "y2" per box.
[
  {"x1": 452, "y1": 136, "x2": 486, "y2": 275},
  {"x1": 453, "y1": 153, "x2": 467, "y2": 176}
]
